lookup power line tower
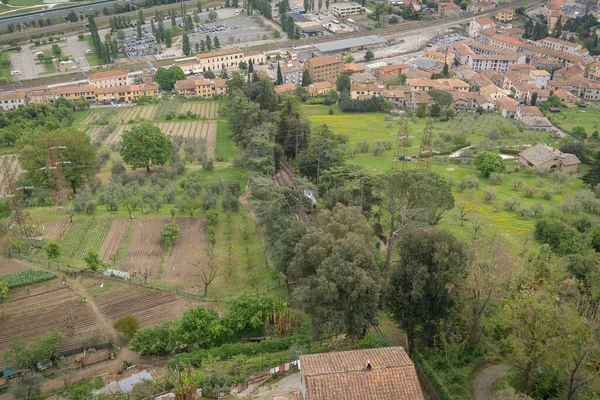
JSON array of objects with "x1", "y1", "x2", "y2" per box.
[
  {"x1": 45, "y1": 140, "x2": 71, "y2": 207},
  {"x1": 392, "y1": 115, "x2": 414, "y2": 168},
  {"x1": 417, "y1": 118, "x2": 438, "y2": 170},
  {"x1": 2, "y1": 162, "x2": 31, "y2": 239}
]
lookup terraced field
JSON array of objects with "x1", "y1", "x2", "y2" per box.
[
  {"x1": 99, "y1": 219, "x2": 130, "y2": 262},
  {"x1": 123, "y1": 219, "x2": 168, "y2": 276},
  {"x1": 113, "y1": 106, "x2": 157, "y2": 124},
  {"x1": 177, "y1": 102, "x2": 219, "y2": 118},
  {"x1": 60, "y1": 218, "x2": 112, "y2": 259},
  {"x1": 41, "y1": 220, "x2": 71, "y2": 239}
]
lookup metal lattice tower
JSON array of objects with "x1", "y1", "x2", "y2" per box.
[
  {"x1": 417, "y1": 119, "x2": 435, "y2": 170},
  {"x1": 392, "y1": 115, "x2": 414, "y2": 169},
  {"x1": 2, "y1": 162, "x2": 29, "y2": 235},
  {"x1": 45, "y1": 140, "x2": 70, "y2": 207}
]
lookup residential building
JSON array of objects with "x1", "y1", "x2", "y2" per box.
[
  {"x1": 307, "y1": 81, "x2": 335, "y2": 96},
  {"x1": 173, "y1": 78, "x2": 227, "y2": 98},
  {"x1": 304, "y1": 55, "x2": 344, "y2": 83},
  {"x1": 196, "y1": 48, "x2": 245, "y2": 72},
  {"x1": 245, "y1": 51, "x2": 266, "y2": 66},
  {"x1": 176, "y1": 60, "x2": 204, "y2": 75},
  {"x1": 214, "y1": 79, "x2": 228, "y2": 96},
  {"x1": 412, "y1": 91, "x2": 432, "y2": 110},
  {"x1": 580, "y1": 81, "x2": 600, "y2": 101},
  {"x1": 344, "y1": 63, "x2": 366, "y2": 74},
  {"x1": 515, "y1": 105, "x2": 543, "y2": 120},
  {"x1": 497, "y1": 96, "x2": 518, "y2": 118},
  {"x1": 518, "y1": 144, "x2": 580, "y2": 173},
  {"x1": 497, "y1": 8, "x2": 514, "y2": 22},
  {"x1": 88, "y1": 69, "x2": 129, "y2": 89},
  {"x1": 94, "y1": 82, "x2": 158, "y2": 104},
  {"x1": 275, "y1": 83, "x2": 297, "y2": 94},
  {"x1": 409, "y1": 58, "x2": 438, "y2": 72},
  {"x1": 468, "y1": 17, "x2": 495, "y2": 38},
  {"x1": 529, "y1": 69, "x2": 551, "y2": 89},
  {"x1": 548, "y1": 76, "x2": 588, "y2": 94},
  {"x1": 467, "y1": 1, "x2": 495, "y2": 14},
  {"x1": 439, "y1": 2, "x2": 460, "y2": 17},
  {"x1": 281, "y1": 61, "x2": 303, "y2": 86},
  {"x1": 332, "y1": 2, "x2": 362, "y2": 17},
  {"x1": 383, "y1": 87, "x2": 411, "y2": 108},
  {"x1": 425, "y1": 49, "x2": 455, "y2": 66},
  {"x1": 27, "y1": 88, "x2": 55, "y2": 104},
  {"x1": 406, "y1": 78, "x2": 470, "y2": 92},
  {"x1": 585, "y1": 61, "x2": 600, "y2": 81},
  {"x1": 543, "y1": 0, "x2": 565, "y2": 31},
  {"x1": 521, "y1": 115, "x2": 554, "y2": 131},
  {"x1": 488, "y1": 35, "x2": 523, "y2": 53},
  {"x1": 350, "y1": 83, "x2": 384, "y2": 99},
  {"x1": 55, "y1": 85, "x2": 96, "y2": 102},
  {"x1": 535, "y1": 37, "x2": 585, "y2": 55},
  {"x1": 555, "y1": 64, "x2": 584, "y2": 80},
  {"x1": 480, "y1": 84, "x2": 509, "y2": 102},
  {"x1": 453, "y1": 40, "x2": 526, "y2": 72},
  {"x1": 299, "y1": 347, "x2": 424, "y2": 400},
  {"x1": 0, "y1": 90, "x2": 27, "y2": 111}
]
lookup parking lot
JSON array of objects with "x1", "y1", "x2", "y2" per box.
[
  {"x1": 112, "y1": 29, "x2": 157, "y2": 58},
  {"x1": 427, "y1": 32, "x2": 468, "y2": 48},
  {"x1": 189, "y1": 16, "x2": 276, "y2": 47}
]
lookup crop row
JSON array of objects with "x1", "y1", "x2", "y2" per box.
[
  {"x1": 0, "y1": 269, "x2": 56, "y2": 289},
  {"x1": 60, "y1": 218, "x2": 113, "y2": 259}
]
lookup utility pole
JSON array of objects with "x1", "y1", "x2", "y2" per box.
[{"x1": 45, "y1": 140, "x2": 70, "y2": 207}]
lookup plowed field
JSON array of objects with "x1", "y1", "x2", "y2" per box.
[
  {"x1": 99, "y1": 219, "x2": 131, "y2": 262},
  {"x1": 113, "y1": 106, "x2": 157, "y2": 124},
  {"x1": 0, "y1": 260, "x2": 30, "y2": 276},
  {"x1": 177, "y1": 102, "x2": 219, "y2": 118},
  {"x1": 42, "y1": 220, "x2": 70, "y2": 239},
  {"x1": 123, "y1": 219, "x2": 168, "y2": 276},
  {"x1": 163, "y1": 218, "x2": 209, "y2": 282}
]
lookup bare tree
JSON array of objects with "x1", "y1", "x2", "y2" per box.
[
  {"x1": 457, "y1": 200, "x2": 473, "y2": 226},
  {"x1": 470, "y1": 216, "x2": 486, "y2": 239},
  {"x1": 191, "y1": 247, "x2": 223, "y2": 297},
  {"x1": 65, "y1": 203, "x2": 75, "y2": 223},
  {"x1": 137, "y1": 266, "x2": 152, "y2": 283}
]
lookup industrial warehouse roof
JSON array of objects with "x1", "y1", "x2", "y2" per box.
[{"x1": 313, "y1": 35, "x2": 386, "y2": 53}]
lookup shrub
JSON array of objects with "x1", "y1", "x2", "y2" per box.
[
  {"x1": 114, "y1": 314, "x2": 140, "y2": 340},
  {"x1": 474, "y1": 151, "x2": 504, "y2": 177},
  {"x1": 502, "y1": 197, "x2": 519, "y2": 210},
  {"x1": 355, "y1": 140, "x2": 370, "y2": 153},
  {"x1": 482, "y1": 187, "x2": 498, "y2": 203},
  {"x1": 45, "y1": 242, "x2": 61, "y2": 260},
  {"x1": 372, "y1": 140, "x2": 392, "y2": 156},
  {"x1": 489, "y1": 172, "x2": 503, "y2": 185},
  {"x1": 524, "y1": 186, "x2": 537, "y2": 198},
  {"x1": 534, "y1": 217, "x2": 584, "y2": 254},
  {"x1": 541, "y1": 189, "x2": 554, "y2": 200},
  {"x1": 458, "y1": 176, "x2": 479, "y2": 191}
]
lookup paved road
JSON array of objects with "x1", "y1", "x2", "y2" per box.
[{"x1": 20, "y1": 44, "x2": 38, "y2": 80}]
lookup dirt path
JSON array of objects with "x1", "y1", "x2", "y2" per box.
[
  {"x1": 237, "y1": 372, "x2": 301, "y2": 399},
  {"x1": 472, "y1": 364, "x2": 509, "y2": 400}
]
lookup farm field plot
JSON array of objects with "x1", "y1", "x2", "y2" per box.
[
  {"x1": 0, "y1": 260, "x2": 31, "y2": 276},
  {"x1": 99, "y1": 219, "x2": 131, "y2": 262},
  {"x1": 80, "y1": 110, "x2": 107, "y2": 126},
  {"x1": 163, "y1": 218, "x2": 209, "y2": 282},
  {"x1": 41, "y1": 220, "x2": 70, "y2": 239},
  {"x1": 0, "y1": 285, "x2": 108, "y2": 369},
  {"x1": 0, "y1": 155, "x2": 19, "y2": 195},
  {"x1": 61, "y1": 218, "x2": 112, "y2": 259},
  {"x1": 177, "y1": 102, "x2": 219, "y2": 118},
  {"x1": 155, "y1": 121, "x2": 217, "y2": 157},
  {"x1": 546, "y1": 106, "x2": 600, "y2": 135},
  {"x1": 95, "y1": 286, "x2": 198, "y2": 327},
  {"x1": 123, "y1": 219, "x2": 168, "y2": 276},
  {"x1": 89, "y1": 125, "x2": 127, "y2": 147},
  {"x1": 113, "y1": 106, "x2": 158, "y2": 124}
]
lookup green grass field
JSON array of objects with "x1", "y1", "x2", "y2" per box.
[
  {"x1": 303, "y1": 105, "x2": 587, "y2": 249},
  {"x1": 0, "y1": 51, "x2": 15, "y2": 83},
  {"x1": 545, "y1": 105, "x2": 600, "y2": 136}
]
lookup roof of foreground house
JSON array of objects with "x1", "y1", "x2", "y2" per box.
[
  {"x1": 519, "y1": 144, "x2": 580, "y2": 166},
  {"x1": 300, "y1": 347, "x2": 424, "y2": 400}
]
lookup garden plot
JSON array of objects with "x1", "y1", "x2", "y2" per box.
[
  {"x1": 41, "y1": 220, "x2": 70, "y2": 239},
  {"x1": 0, "y1": 284, "x2": 109, "y2": 369},
  {"x1": 163, "y1": 218, "x2": 209, "y2": 282},
  {"x1": 95, "y1": 286, "x2": 198, "y2": 327},
  {"x1": 177, "y1": 102, "x2": 219, "y2": 118},
  {"x1": 80, "y1": 110, "x2": 107, "y2": 126},
  {"x1": 155, "y1": 121, "x2": 217, "y2": 158},
  {"x1": 99, "y1": 219, "x2": 130, "y2": 262},
  {"x1": 60, "y1": 218, "x2": 112, "y2": 259},
  {"x1": 123, "y1": 218, "x2": 168, "y2": 276},
  {"x1": 113, "y1": 106, "x2": 157, "y2": 124},
  {"x1": 0, "y1": 260, "x2": 31, "y2": 276}
]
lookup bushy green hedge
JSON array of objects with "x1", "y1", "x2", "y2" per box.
[
  {"x1": 176, "y1": 336, "x2": 300, "y2": 367},
  {"x1": 413, "y1": 351, "x2": 454, "y2": 400}
]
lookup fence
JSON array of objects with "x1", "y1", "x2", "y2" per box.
[{"x1": 5, "y1": 252, "x2": 285, "y2": 303}]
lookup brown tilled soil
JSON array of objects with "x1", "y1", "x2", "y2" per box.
[
  {"x1": 163, "y1": 218, "x2": 209, "y2": 283},
  {"x1": 41, "y1": 220, "x2": 71, "y2": 240},
  {"x1": 123, "y1": 218, "x2": 168, "y2": 276},
  {"x1": 0, "y1": 259, "x2": 34, "y2": 275},
  {"x1": 94, "y1": 285, "x2": 198, "y2": 327},
  {"x1": 99, "y1": 219, "x2": 131, "y2": 262}
]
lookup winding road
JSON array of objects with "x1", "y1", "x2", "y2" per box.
[{"x1": 472, "y1": 364, "x2": 510, "y2": 400}]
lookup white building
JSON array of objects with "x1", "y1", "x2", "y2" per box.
[
  {"x1": 468, "y1": 17, "x2": 495, "y2": 38},
  {"x1": 529, "y1": 69, "x2": 551, "y2": 89},
  {"x1": 332, "y1": 2, "x2": 362, "y2": 17}
]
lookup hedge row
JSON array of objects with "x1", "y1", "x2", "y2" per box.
[{"x1": 413, "y1": 351, "x2": 453, "y2": 400}]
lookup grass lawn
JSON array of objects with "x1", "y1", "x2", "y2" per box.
[
  {"x1": 6, "y1": 0, "x2": 44, "y2": 6},
  {"x1": 0, "y1": 51, "x2": 15, "y2": 83},
  {"x1": 303, "y1": 106, "x2": 588, "y2": 250},
  {"x1": 85, "y1": 52, "x2": 99, "y2": 67},
  {"x1": 545, "y1": 105, "x2": 600, "y2": 136}
]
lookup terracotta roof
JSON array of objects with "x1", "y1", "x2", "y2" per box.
[
  {"x1": 475, "y1": 17, "x2": 495, "y2": 25},
  {"x1": 519, "y1": 105, "x2": 543, "y2": 117},
  {"x1": 521, "y1": 115, "x2": 552, "y2": 127},
  {"x1": 56, "y1": 85, "x2": 95, "y2": 95},
  {"x1": 89, "y1": 69, "x2": 128, "y2": 81},
  {"x1": 306, "y1": 55, "x2": 343, "y2": 67},
  {"x1": 497, "y1": 96, "x2": 518, "y2": 112},
  {"x1": 491, "y1": 34, "x2": 524, "y2": 47},
  {"x1": 197, "y1": 47, "x2": 243, "y2": 59},
  {"x1": 413, "y1": 91, "x2": 431, "y2": 104},
  {"x1": 214, "y1": 79, "x2": 228, "y2": 88},
  {"x1": 530, "y1": 69, "x2": 551, "y2": 76},
  {"x1": 300, "y1": 347, "x2": 424, "y2": 400},
  {"x1": 275, "y1": 83, "x2": 297, "y2": 94},
  {"x1": 0, "y1": 90, "x2": 26, "y2": 100}
]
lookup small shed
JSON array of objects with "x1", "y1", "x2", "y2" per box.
[{"x1": 548, "y1": 107, "x2": 561, "y2": 113}]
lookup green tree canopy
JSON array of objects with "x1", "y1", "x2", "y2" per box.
[
  {"x1": 154, "y1": 66, "x2": 186, "y2": 90},
  {"x1": 290, "y1": 204, "x2": 380, "y2": 339},
  {"x1": 4, "y1": 330, "x2": 63, "y2": 369},
  {"x1": 120, "y1": 122, "x2": 172, "y2": 171},
  {"x1": 297, "y1": 124, "x2": 347, "y2": 184},
  {"x1": 427, "y1": 89, "x2": 453, "y2": 106},
  {"x1": 385, "y1": 229, "x2": 467, "y2": 354},
  {"x1": 474, "y1": 151, "x2": 505, "y2": 177}
]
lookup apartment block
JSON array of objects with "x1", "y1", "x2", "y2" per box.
[
  {"x1": 497, "y1": 8, "x2": 514, "y2": 22},
  {"x1": 88, "y1": 69, "x2": 129, "y2": 89},
  {"x1": 332, "y1": 2, "x2": 361, "y2": 17},
  {"x1": 196, "y1": 48, "x2": 245, "y2": 72},
  {"x1": 281, "y1": 61, "x2": 303, "y2": 86},
  {"x1": 304, "y1": 55, "x2": 344, "y2": 83},
  {"x1": 0, "y1": 90, "x2": 27, "y2": 111}
]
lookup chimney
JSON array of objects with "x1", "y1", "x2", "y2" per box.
[{"x1": 365, "y1": 361, "x2": 372, "y2": 372}]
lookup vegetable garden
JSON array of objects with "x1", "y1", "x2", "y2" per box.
[
  {"x1": 60, "y1": 218, "x2": 112, "y2": 259},
  {"x1": 0, "y1": 269, "x2": 56, "y2": 288}
]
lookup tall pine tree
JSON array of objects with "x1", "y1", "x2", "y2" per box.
[
  {"x1": 276, "y1": 62, "x2": 283, "y2": 85},
  {"x1": 182, "y1": 33, "x2": 191, "y2": 56}
]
